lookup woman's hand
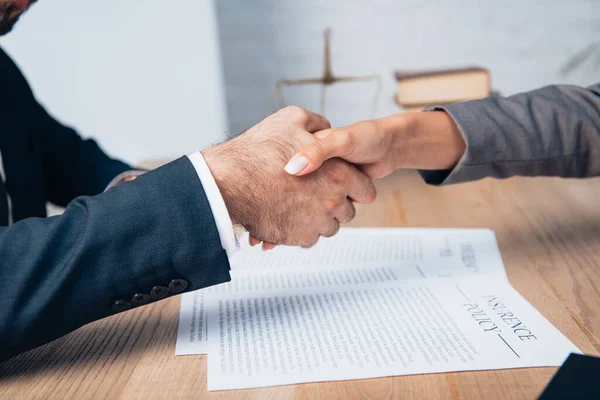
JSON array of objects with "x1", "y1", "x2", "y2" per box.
[{"x1": 284, "y1": 111, "x2": 466, "y2": 179}]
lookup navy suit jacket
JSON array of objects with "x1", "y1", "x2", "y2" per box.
[{"x1": 0, "y1": 48, "x2": 231, "y2": 361}]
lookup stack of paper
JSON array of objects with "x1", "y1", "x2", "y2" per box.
[{"x1": 176, "y1": 228, "x2": 580, "y2": 391}]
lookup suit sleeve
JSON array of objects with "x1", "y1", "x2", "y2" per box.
[
  {"x1": 0, "y1": 156, "x2": 231, "y2": 361},
  {"x1": 419, "y1": 83, "x2": 600, "y2": 185}
]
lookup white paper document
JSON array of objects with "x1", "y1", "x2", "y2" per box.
[
  {"x1": 176, "y1": 228, "x2": 505, "y2": 355},
  {"x1": 206, "y1": 278, "x2": 579, "y2": 390},
  {"x1": 177, "y1": 264, "x2": 428, "y2": 355},
  {"x1": 229, "y1": 228, "x2": 507, "y2": 275},
  {"x1": 175, "y1": 228, "x2": 580, "y2": 391}
]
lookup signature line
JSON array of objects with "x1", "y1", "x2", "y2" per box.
[{"x1": 498, "y1": 334, "x2": 520, "y2": 358}]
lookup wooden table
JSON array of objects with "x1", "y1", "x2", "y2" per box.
[{"x1": 1, "y1": 170, "x2": 599, "y2": 399}]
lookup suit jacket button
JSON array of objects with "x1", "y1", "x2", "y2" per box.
[
  {"x1": 169, "y1": 278, "x2": 188, "y2": 293},
  {"x1": 131, "y1": 293, "x2": 151, "y2": 306},
  {"x1": 150, "y1": 285, "x2": 169, "y2": 300},
  {"x1": 111, "y1": 299, "x2": 132, "y2": 313}
]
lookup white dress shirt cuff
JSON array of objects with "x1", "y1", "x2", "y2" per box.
[{"x1": 186, "y1": 152, "x2": 240, "y2": 257}]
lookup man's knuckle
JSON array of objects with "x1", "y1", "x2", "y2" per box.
[
  {"x1": 282, "y1": 105, "x2": 301, "y2": 114},
  {"x1": 325, "y1": 166, "x2": 348, "y2": 183},
  {"x1": 285, "y1": 106, "x2": 309, "y2": 123},
  {"x1": 328, "y1": 222, "x2": 341, "y2": 237},
  {"x1": 365, "y1": 182, "x2": 377, "y2": 203},
  {"x1": 347, "y1": 204, "x2": 357, "y2": 220},
  {"x1": 320, "y1": 220, "x2": 340, "y2": 238},
  {"x1": 301, "y1": 235, "x2": 319, "y2": 248},
  {"x1": 325, "y1": 198, "x2": 341, "y2": 210}
]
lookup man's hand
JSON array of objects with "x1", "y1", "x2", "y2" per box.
[
  {"x1": 201, "y1": 106, "x2": 376, "y2": 248},
  {"x1": 284, "y1": 112, "x2": 466, "y2": 179}
]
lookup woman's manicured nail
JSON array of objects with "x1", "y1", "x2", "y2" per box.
[{"x1": 284, "y1": 154, "x2": 309, "y2": 175}]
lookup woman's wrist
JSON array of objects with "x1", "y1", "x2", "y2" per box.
[{"x1": 378, "y1": 111, "x2": 466, "y2": 171}]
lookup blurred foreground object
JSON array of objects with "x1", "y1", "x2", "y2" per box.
[
  {"x1": 395, "y1": 67, "x2": 491, "y2": 112},
  {"x1": 275, "y1": 28, "x2": 381, "y2": 117}
]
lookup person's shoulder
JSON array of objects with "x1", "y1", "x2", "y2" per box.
[
  {"x1": 0, "y1": 46, "x2": 33, "y2": 93},
  {"x1": 0, "y1": 46, "x2": 20, "y2": 73}
]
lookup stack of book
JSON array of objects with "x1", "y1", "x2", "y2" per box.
[{"x1": 395, "y1": 67, "x2": 491, "y2": 112}]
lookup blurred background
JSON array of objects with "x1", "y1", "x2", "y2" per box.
[
  {"x1": 218, "y1": 0, "x2": 600, "y2": 131},
  {"x1": 0, "y1": 0, "x2": 227, "y2": 166},
  {"x1": 1, "y1": 0, "x2": 599, "y2": 166}
]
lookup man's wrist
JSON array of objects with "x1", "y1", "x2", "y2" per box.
[
  {"x1": 187, "y1": 151, "x2": 240, "y2": 257},
  {"x1": 201, "y1": 144, "x2": 247, "y2": 227}
]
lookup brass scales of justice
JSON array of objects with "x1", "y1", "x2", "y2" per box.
[{"x1": 275, "y1": 28, "x2": 382, "y2": 118}]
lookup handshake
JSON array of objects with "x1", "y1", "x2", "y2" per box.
[{"x1": 202, "y1": 106, "x2": 466, "y2": 249}]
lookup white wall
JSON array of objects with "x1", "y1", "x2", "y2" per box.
[
  {"x1": 217, "y1": 0, "x2": 600, "y2": 132},
  {"x1": 0, "y1": 0, "x2": 227, "y2": 165}
]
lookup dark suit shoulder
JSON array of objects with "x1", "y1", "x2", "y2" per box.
[{"x1": 0, "y1": 46, "x2": 36, "y2": 100}]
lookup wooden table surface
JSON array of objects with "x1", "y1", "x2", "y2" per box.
[{"x1": 1, "y1": 170, "x2": 600, "y2": 399}]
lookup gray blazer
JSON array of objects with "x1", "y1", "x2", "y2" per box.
[{"x1": 420, "y1": 83, "x2": 600, "y2": 185}]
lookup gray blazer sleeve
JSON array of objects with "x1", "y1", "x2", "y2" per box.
[
  {"x1": 419, "y1": 83, "x2": 600, "y2": 185},
  {"x1": 0, "y1": 156, "x2": 231, "y2": 361}
]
